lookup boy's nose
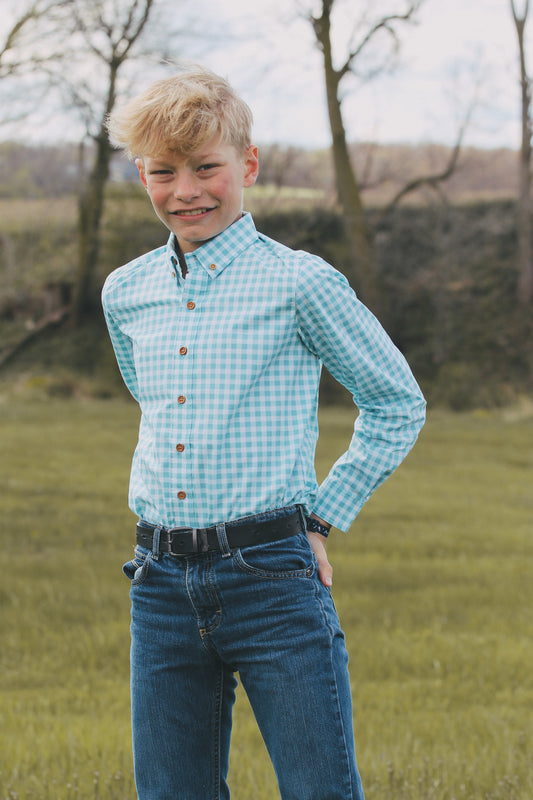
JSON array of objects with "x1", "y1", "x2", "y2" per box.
[{"x1": 173, "y1": 173, "x2": 201, "y2": 201}]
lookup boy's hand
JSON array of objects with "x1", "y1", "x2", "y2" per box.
[{"x1": 307, "y1": 530, "x2": 333, "y2": 588}]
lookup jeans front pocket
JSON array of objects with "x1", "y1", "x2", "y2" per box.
[
  {"x1": 123, "y1": 546, "x2": 152, "y2": 586},
  {"x1": 233, "y1": 533, "x2": 316, "y2": 579}
]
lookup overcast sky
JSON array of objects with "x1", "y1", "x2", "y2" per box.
[
  {"x1": 1, "y1": 0, "x2": 527, "y2": 150},
  {"x1": 193, "y1": 0, "x2": 526, "y2": 151}
]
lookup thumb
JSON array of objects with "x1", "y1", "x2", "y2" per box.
[{"x1": 307, "y1": 531, "x2": 333, "y2": 588}]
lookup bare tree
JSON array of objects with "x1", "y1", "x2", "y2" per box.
[
  {"x1": 0, "y1": 0, "x2": 71, "y2": 77},
  {"x1": 60, "y1": 0, "x2": 158, "y2": 324},
  {"x1": 1, "y1": 1, "x2": 158, "y2": 325},
  {"x1": 307, "y1": 0, "x2": 423, "y2": 312},
  {"x1": 378, "y1": 91, "x2": 477, "y2": 218},
  {"x1": 0, "y1": 0, "x2": 73, "y2": 129},
  {"x1": 510, "y1": 0, "x2": 533, "y2": 304}
]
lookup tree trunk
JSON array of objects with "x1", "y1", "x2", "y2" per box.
[
  {"x1": 512, "y1": 1, "x2": 533, "y2": 304},
  {"x1": 72, "y1": 127, "x2": 112, "y2": 324},
  {"x1": 72, "y1": 59, "x2": 118, "y2": 326},
  {"x1": 517, "y1": 127, "x2": 533, "y2": 303},
  {"x1": 315, "y1": 4, "x2": 380, "y2": 314}
]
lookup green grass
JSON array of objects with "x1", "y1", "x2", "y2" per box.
[{"x1": 0, "y1": 397, "x2": 532, "y2": 799}]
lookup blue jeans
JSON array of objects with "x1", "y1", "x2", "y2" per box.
[{"x1": 123, "y1": 507, "x2": 365, "y2": 800}]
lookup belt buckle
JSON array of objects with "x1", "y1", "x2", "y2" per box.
[
  {"x1": 166, "y1": 528, "x2": 210, "y2": 555},
  {"x1": 166, "y1": 526, "x2": 191, "y2": 557}
]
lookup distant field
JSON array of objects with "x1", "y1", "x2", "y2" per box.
[
  {"x1": 0, "y1": 182, "x2": 516, "y2": 234},
  {"x1": 0, "y1": 196, "x2": 78, "y2": 230},
  {"x1": 0, "y1": 398, "x2": 532, "y2": 799},
  {"x1": 0, "y1": 185, "x2": 327, "y2": 233}
]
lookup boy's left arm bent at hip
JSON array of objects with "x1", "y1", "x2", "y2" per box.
[{"x1": 295, "y1": 254, "x2": 426, "y2": 580}]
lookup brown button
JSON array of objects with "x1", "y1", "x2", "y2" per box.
[
  {"x1": 176, "y1": 443, "x2": 185, "y2": 452},
  {"x1": 177, "y1": 491, "x2": 186, "y2": 500},
  {"x1": 177, "y1": 395, "x2": 186, "y2": 404},
  {"x1": 186, "y1": 301, "x2": 195, "y2": 310},
  {"x1": 179, "y1": 346, "x2": 188, "y2": 355},
  {"x1": 209, "y1": 263, "x2": 216, "y2": 270}
]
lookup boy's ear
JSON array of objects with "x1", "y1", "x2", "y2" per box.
[
  {"x1": 243, "y1": 145, "x2": 259, "y2": 188},
  {"x1": 135, "y1": 157, "x2": 148, "y2": 189}
]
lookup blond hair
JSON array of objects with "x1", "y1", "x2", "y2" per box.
[{"x1": 107, "y1": 66, "x2": 253, "y2": 158}]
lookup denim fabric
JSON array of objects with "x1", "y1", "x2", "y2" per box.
[{"x1": 123, "y1": 509, "x2": 365, "y2": 799}]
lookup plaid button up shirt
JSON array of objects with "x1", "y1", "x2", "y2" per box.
[{"x1": 102, "y1": 213, "x2": 425, "y2": 532}]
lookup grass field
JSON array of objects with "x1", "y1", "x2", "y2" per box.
[{"x1": 0, "y1": 396, "x2": 532, "y2": 799}]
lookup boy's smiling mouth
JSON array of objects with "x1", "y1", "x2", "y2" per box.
[{"x1": 172, "y1": 207, "x2": 215, "y2": 217}]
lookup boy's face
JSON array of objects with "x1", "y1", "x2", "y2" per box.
[{"x1": 136, "y1": 139, "x2": 259, "y2": 253}]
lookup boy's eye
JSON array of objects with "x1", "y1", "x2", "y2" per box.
[{"x1": 198, "y1": 163, "x2": 219, "y2": 172}]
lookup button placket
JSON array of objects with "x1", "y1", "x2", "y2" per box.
[{"x1": 172, "y1": 265, "x2": 207, "y2": 515}]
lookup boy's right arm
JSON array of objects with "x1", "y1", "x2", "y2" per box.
[{"x1": 102, "y1": 284, "x2": 140, "y2": 402}]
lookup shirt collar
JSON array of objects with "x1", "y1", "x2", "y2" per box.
[{"x1": 165, "y1": 212, "x2": 258, "y2": 280}]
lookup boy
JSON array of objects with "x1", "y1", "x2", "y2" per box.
[{"x1": 102, "y1": 65, "x2": 426, "y2": 800}]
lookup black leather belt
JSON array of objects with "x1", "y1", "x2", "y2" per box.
[{"x1": 136, "y1": 507, "x2": 303, "y2": 556}]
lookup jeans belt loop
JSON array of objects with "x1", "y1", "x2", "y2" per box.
[
  {"x1": 151, "y1": 526, "x2": 161, "y2": 561},
  {"x1": 191, "y1": 529, "x2": 210, "y2": 554},
  {"x1": 215, "y1": 522, "x2": 231, "y2": 557}
]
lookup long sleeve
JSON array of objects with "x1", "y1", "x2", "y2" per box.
[
  {"x1": 102, "y1": 278, "x2": 140, "y2": 403},
  {"x1": 295, "y1": 256, "x2": 426, "y2": 532}
]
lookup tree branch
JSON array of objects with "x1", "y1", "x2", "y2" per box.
[
  {"x1": 115, "y1": 0, "x2": 155, "y2": 61},
  {"x1": 0, "y1": 0, "x2": 73, "y2": 75},
  {"x1": 339, "y1": 1, "x2": 423, "y2": 81},
  {"x1": 510, "y1": 0, "x2": 529, "y2": 26},
  {"x1": 378, "y1": 116, "x2": 469, "y2": 220}
]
